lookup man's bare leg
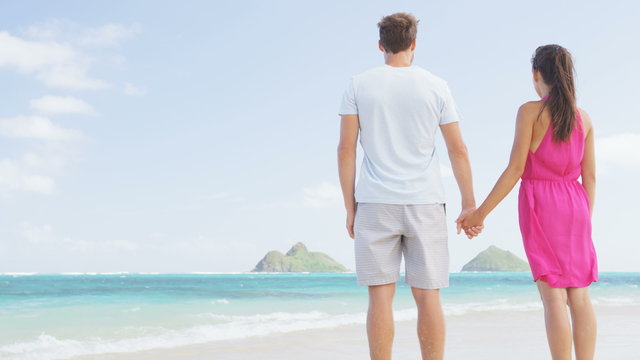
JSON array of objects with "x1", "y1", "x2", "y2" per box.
[
  {"x1": 411, "y1": 287, "x2": 445, "y2": 360},
  {"x1": 367, "y1": 283, "x2": 396, "y2": 360}
]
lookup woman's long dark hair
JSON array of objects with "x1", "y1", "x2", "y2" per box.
[{"x1": 531, "y1": 44, "x2": 576, "y2": 142}]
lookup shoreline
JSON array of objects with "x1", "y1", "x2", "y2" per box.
[
  {"x1": 2, "y1": 272, "x2": 637, "y2": 278},
  {"x1": 65, "y1": 306, "x2": 637, "y2": 360}
]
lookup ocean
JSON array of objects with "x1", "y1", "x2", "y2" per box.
[{"x1": 1, "y1": 272, "x2": 638, "y2": 360}]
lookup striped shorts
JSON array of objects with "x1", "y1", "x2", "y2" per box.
[{"x1": 353, "y1": 202, "x2": 449, "y2": 289}]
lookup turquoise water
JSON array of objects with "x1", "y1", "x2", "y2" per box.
[{"x1": 1, "y1": 272, "x2": 638, "y2": 359}]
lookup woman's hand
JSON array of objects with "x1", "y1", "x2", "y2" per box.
[
  {"x1": 461, "y1": 209, "x2": 486, "y2": 238},
  {"x1": 456, "y1": 207, "x2": 484, "y2": 239}
]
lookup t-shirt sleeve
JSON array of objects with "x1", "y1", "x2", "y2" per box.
[
  {"x1": 338, "y1": 77, "x2": 358, "y2": 116},
  {"x1": 439, "y1": 82, "x2": 463, "y2": 125}
]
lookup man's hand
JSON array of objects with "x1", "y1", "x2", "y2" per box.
[
  {"x1": 346, "y1": 208, "x2": 356, "y2": 239},
  {"x1": 338, "y1": 114, "x2": 359, "y2": 239},
  {"x1": 455, "y1": 207, "x2": 484, "y2": 239}
]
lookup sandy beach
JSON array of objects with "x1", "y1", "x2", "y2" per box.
[{"x1": 67, "y1": 306, "x2": 637, "y2": 360}]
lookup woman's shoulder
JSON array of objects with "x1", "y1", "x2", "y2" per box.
[
  {"x1": 577, "y1": 107, "x2": 593, "y2": 132},
  {"x1": 516, "y1": 100, "x2": 545, "y2": 124},
  {"x1": 518, "y1": 100, "x2": 545, "y2": 113}
]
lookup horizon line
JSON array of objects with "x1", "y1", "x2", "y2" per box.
[{"x1": 1, "y1": 271, "x2": 638, "y2": 276}]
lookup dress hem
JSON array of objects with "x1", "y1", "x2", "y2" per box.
[{"x1": 533, "y1": 273, "x2": 598, "y2": 288}]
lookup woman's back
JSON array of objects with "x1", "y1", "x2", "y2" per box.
[
  {"x1": 460, "y1": 43, "x2": 598, "y2": 359},
  {"x1": 522, "y1": 104, "x2": 587, "y2": 182},
  {"x1": 518, "y1": 102, "x2": 597, "y2": 288}
]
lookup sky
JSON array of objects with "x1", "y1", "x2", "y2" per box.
[{"x1": 0, "y1": 0, "x2": 639, "y2": 273}]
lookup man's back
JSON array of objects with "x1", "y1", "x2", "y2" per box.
[
  {"x1": 339, "y1": 64, "x2": 461, "y2": 204},
  {"x1": 336, "y1": 13, "x2": 476, "y2": 360}
]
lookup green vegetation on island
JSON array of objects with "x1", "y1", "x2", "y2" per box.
[
  {"x1": 461, "y1": 245, "x2": 530, "y2": 272},
  {"x1": 252, "y1": 242, "x2": 348, "y2": 272}
]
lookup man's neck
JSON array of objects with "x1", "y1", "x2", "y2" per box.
[{"x1": 384, "y1": 52, "x2": 413, "y2": 67}]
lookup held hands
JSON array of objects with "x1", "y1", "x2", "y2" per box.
[
  {"x1": 455, "y1": 207, "x2": 485, "y2": 239},
  {"x1": 347, "y1": 206, "x2": 485, "y2": 240}
]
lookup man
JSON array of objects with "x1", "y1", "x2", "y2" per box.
[{"x1": 337, "y1": 12, "x2": 478, "y2": 360}]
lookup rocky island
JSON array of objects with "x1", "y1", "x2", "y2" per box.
[
  {"x1": 252, "y1": 242, "x2": 348, "y2": 272},
  {"x1": 461, "y1": 245, "x2": 530, "y2": 272}
]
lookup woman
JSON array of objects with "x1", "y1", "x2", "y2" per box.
[{"x1": 461, "y1": 44, "x2": 598, "y2": 359}]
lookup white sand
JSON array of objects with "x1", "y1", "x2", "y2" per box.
[{"x1": 67, "y1": 306, "x2": 638, "y2": 360}]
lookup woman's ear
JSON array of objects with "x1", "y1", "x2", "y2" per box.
[{"x1": 532, "y1": 69, "x2": 540, "y2": 83}]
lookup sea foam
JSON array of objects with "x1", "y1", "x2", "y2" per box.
[
  {"x1": 0, "y1": 311, "x2": 366, "y2": 360},
  {"x1": 0, "y1": 300, "x2": 550, "y2": 360}
]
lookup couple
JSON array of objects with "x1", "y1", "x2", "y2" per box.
[{"x1": 337, "y1": 12, "x2": 598, "y2": 360}]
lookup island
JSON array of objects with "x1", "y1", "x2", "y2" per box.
[
  {"x1": 252, "y1": 242, "x2": 348, "y2": 272},
  {"x1": 461, "y1": 245, "x2": 530, "y2": 272}
]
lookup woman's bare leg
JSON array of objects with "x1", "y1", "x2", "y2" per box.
[
  {"x1": 567, "y1": 287, "x2": 597, "y2": 360},
  {"x1": 537, "y1": 280, "x2": 572, "y2": 360}
]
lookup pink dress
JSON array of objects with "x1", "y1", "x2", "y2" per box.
[{"x1": 518, "y1": 108, "x2": 598, "y2": 288}]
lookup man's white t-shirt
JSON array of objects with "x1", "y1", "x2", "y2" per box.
[{"x1": 339, "y1": 64, "x2": 462, "y2": 205}]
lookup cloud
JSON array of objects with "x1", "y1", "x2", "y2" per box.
[
  {"x1": 39, "y1": 65, "x2": 110, "y2": 90},
  {"x1": 112, "y1": 240, "x2": 139, "y2": 251},
  {"x1": 0, "y1": 115, "x2": 82, "y2": 140},
  {"x1": 241, "y1": 199, "x2": 297, "y2": 210},
  {"x1": 0, "y1": 20, "x2": 138, "y2": 197},
  {"x1": 0, "y1": 159, "x2": 56, "y2": 194},
  {"x1": 24, "y1": 20, "x2": 141, "y2": 48},
  {"x1": 30, "y1": 95, "x2": 97, "y2": 115},
  {"x1": 17, "y1": 222, "x2": 139, "y2": 252},
  {"x1": 123, "y1": 82, "x2": 147, "y2": 96},
  {"x1": 597, "y1": 132, "x2": 640, "y2": 168},
  {"x1": 303, "y1": 182, "x2": 342, "y2": 208},
  {"x1": 206, "y1": 192, "x2": 230, "y2": 200},
  {"x1": 19, "y1": 222, "x2": 54, "y2": 243},
  {"x1": 61, "y1": 237, "x2": 97, "y2": 252},
  {"x1": 0, "y1": 31, "x2": 109, "y2": 90},
  {"x1": 22, "y1": 142, "x2": 79, "y2": 171},
  {"x1": 167, "y1": 234, "x2": 257, "y2": 253},
  {"x1": 204, "y1": 192, "x2": 246, "y2": 203},
  {"x1": 0, "y1": 142, "x2": 80, "y2": 195},
  {"x1": 77, "y1": 23, "x2": 141, "y2": 48},
  {"x1": 148, "y1": 232, "x2": 168, "y2": 240},
  {"x1": 1, "y1": 20, "x2": 140, "y2": 90}
]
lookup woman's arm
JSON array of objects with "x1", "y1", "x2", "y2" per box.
[
  {"x1": 580, "y1": 109, "x2": 596, "y2": 215},
  {"x1": 461, "y1": 103, "x2": 537, "y2": 228}
]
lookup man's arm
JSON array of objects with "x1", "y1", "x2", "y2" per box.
[
  {"x1": 439, "y1": 122, "x2": 477, "y2": 236},
  {"x1": 338, "y1": 114, "x2": 360, "y2": 238}
]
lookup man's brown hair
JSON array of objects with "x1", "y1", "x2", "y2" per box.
[{"x1": 377, "y1": 13, "x2": 418, "y2": 54}]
